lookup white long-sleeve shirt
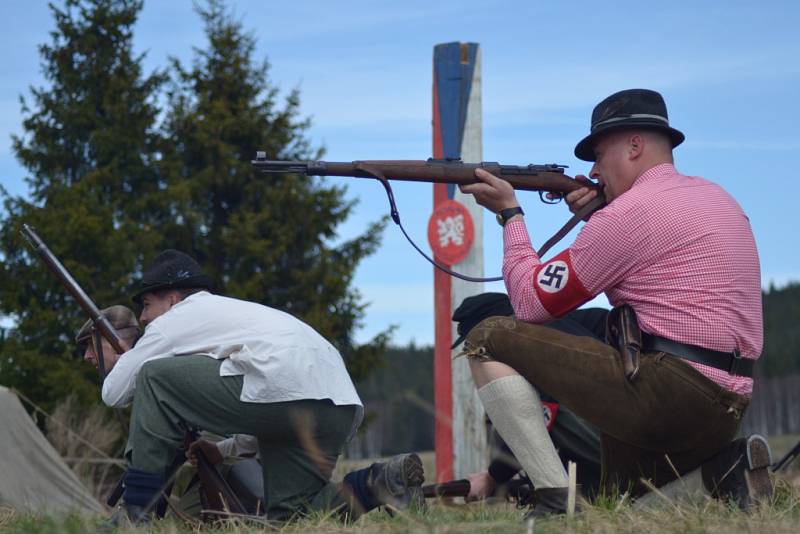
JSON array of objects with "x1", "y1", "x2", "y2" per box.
[{"x1": 101, "y1": 292, "x2": 363, "y2": 424}]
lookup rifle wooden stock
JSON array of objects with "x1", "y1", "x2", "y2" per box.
[
  {"x1": 182, "y1": 429, "x2": 249, "y2": 519},
  {"x1": 21, "y1": 224, "x2": 127, "y2": 354},
  {"x1": 195, "y1": 449, "x2": 248, "y2": 518},
  {"x1": 252, "y1": 155, "x2": 603, "y2": 197}
]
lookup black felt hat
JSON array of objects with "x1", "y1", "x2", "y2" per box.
[
  {"x1": 451, "y1": 292, "x2": 514, "y2": 349},
  {"x1": 574, "y1": 89, "x2": 685, "y2": 162},
  {"x1": 131, "y1": 249, "x2": 212, "y2": 304}
]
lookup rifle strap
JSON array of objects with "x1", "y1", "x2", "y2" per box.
[
  {"x1": 536, "y1": 195, "x2": 606, "y2": 257},
  {"x1": 360, "y1": 163, "x2": 604, "y2": 283},
  {"x1": 92, "y1": 328, "x2": 107, "y2": 381}
]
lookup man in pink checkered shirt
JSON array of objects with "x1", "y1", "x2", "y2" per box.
[{"x1": 458, "y1": 89, "x2": 772, "y2": 517}]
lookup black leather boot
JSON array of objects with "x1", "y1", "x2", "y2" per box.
[
  {"x1": 103, "y1": 468, "x2": 164, "y2": 528},
  {"x1": 701, "y1": 434, "x2": 773, "y2": 510},
  {"x1": 366, "y1": 452, "x2": 426, "y2": 511},
  {"x1": 523, "y1": 486, "x2": 581, "y2": 518},
  {"x1": 344, "y1": 452, "x2": 425, "y2": 516},
  {"x1": 105, "y1": 503, "x2": 151, "y2": 527}
]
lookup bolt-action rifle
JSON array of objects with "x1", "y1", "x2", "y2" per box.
[
  {"x1": 252, "y1": 154, "x2": 606, "y2": 282},
  {"x1": 252, "y1": 155, "x2": 592, "y2": 195}
]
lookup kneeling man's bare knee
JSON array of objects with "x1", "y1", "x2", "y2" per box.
[
  {"x1": 469, "y1": 357, "x2": 521, "y2": 389},
  {"x1": 461, "y1": 315, "x2": 517, "y2": 360}
]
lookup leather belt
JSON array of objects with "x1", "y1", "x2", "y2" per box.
[{"x1": 641, "y1": 333, "x2": 755, "y2": 378}]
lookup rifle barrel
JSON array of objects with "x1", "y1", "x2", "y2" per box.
[{"x1": 21, "y1": 224, "x2": 126, "y2": 354}]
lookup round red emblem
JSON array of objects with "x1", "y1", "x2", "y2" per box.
[{"x1": 427, "y1": 199, "x2": 475, "y2": 265}]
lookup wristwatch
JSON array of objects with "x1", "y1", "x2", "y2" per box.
[{"x1": 496, "y1": 206, "x2": 524, "y2": 226}]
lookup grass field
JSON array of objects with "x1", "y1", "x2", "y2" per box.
[
  {"x1": 2, "y1": 439, "x2": 798, "y2": 533},
  {"x1": 1, "y1": 485, "x2": 799, "y2": 534},
  {"x1": 1, "y1": 474, "x2": 798, "y2": 533}
]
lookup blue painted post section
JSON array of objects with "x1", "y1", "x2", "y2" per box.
[{"x1": 434, "y1": 42, "x2": 478, "y2": 200}]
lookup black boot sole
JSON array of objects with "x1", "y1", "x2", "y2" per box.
[
  {"x1": 402, "y1": 453, "x2": 425, "y2": 487},
  {"x1": 743, "y1": 434, "x2": 773, "y2": 507}
]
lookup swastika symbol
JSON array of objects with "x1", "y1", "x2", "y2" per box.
[
  {"x1": 540, "y1": 264, "x2": 566, "y2": 289},
  {"x1": 536, "y1": 260, "x2": 569, "y2": 294}
]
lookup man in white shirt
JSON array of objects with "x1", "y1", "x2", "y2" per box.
[{"x1": 107, "y1": 250, "x2": 424, "y2": 522}]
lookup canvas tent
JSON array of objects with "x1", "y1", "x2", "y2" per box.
[{"x1": 0, "y1": 386, "x2": 104, "y2": 514}]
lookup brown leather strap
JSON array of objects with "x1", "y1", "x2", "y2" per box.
[
  {"x1": 362, "y1": 164, "x2": 606, "y2": 282},
  {"x1": 537, "y1": 195, "x2": 606, "y2": 257},
  {"x1": 642, "y1": 333, "x2": 755, "y2": 378}
]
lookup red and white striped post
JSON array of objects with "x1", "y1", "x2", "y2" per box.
[{"x1": 429, "y1": 42, "x2": 488, "y2": 481}]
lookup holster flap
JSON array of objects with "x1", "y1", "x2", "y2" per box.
[{"x1": 605, "y1": 304, "x2": 642, "y2": 381}]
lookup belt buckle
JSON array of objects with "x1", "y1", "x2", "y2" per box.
[{"x1": 729, "y1": 348, "x2": 742, "y2": 375}]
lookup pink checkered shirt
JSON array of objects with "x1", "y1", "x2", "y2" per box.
[{"x1": 503, "y1": 163, "x2": 762, "y2": 396}]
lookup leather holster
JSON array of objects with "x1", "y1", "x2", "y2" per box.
[{"x1": 605, "y1": 304, "x2": 642, "y2": 382}]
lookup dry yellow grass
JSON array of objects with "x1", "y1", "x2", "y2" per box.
[
  {"x1": 27, "y1": 401, "x2": 800, "y2": 534},
  {"x1": 44, "y1": 395, "x2": 126, "y2": 499},
  {"x1": 2, "y1": 477, "x2": 798, "y2": 534}
]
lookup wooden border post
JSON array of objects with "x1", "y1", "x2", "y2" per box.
[{"x1": 431, "y1": 42, "x2": 488, "y2": 481}]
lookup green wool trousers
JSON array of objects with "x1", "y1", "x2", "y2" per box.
[{"x1": 126, "y1": 355, "x2": 358, "y2": 520}]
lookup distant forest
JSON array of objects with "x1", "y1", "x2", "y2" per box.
[
  {"x1": 352, "y1": 284, "x2": 800, "y2": 455},
  {"x1": 761, "y1": 282, "x2": 800, "y2": 377}
]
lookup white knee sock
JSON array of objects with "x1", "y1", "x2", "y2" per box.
[{"x1": 478, "y1": 375, "x2": 568, "y2": 489}]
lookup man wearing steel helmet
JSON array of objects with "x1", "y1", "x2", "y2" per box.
[
  {"x1": 458, "y1": 89, "x2": 771, "y2": 516},
  {"x1": 101, "y1": 249, "x2": 424, "y2": 524}
]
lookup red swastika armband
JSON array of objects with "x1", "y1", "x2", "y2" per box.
[
  {"x1": 533, "y1": 250, "x2": 592, "y2": 317},
  {"x1": 542, "y1": 401, "x2": 559, "y2": 432}
]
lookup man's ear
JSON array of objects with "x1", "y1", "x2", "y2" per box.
[
  {"x1": 168, "y1": 291, "x2": 182, "y2": 307},
  {"x1": 627, "y1": 133, "x2": 645, "y2": 160}
]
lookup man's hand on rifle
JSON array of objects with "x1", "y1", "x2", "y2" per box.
[
  {"x1": 465, "y1": 471, "x2": 496, "y2": 502},
  {"x1": 460, "y1": 168, "x2": 521, "y2": 215},
  {"x1": 562, "y1": 174, "x2": 599, "y2": 220},
  {"x1": 187, "y1": 438, "x2": 224, "y2": 467}
]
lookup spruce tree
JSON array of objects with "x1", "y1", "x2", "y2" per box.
[
  {"x1": 0, "y1": 0, "x2": 165, "y2": 409},
  {"x1": 761, "y1": 282, "x2": 800, "y2": 377},
  {"x1": 158, "y1": 0, "x2": 390, "y2": 380}
]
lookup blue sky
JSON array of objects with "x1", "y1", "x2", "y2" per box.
[{"x1": 1, "y1": 1, "x2": 798, "y2": 345}]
